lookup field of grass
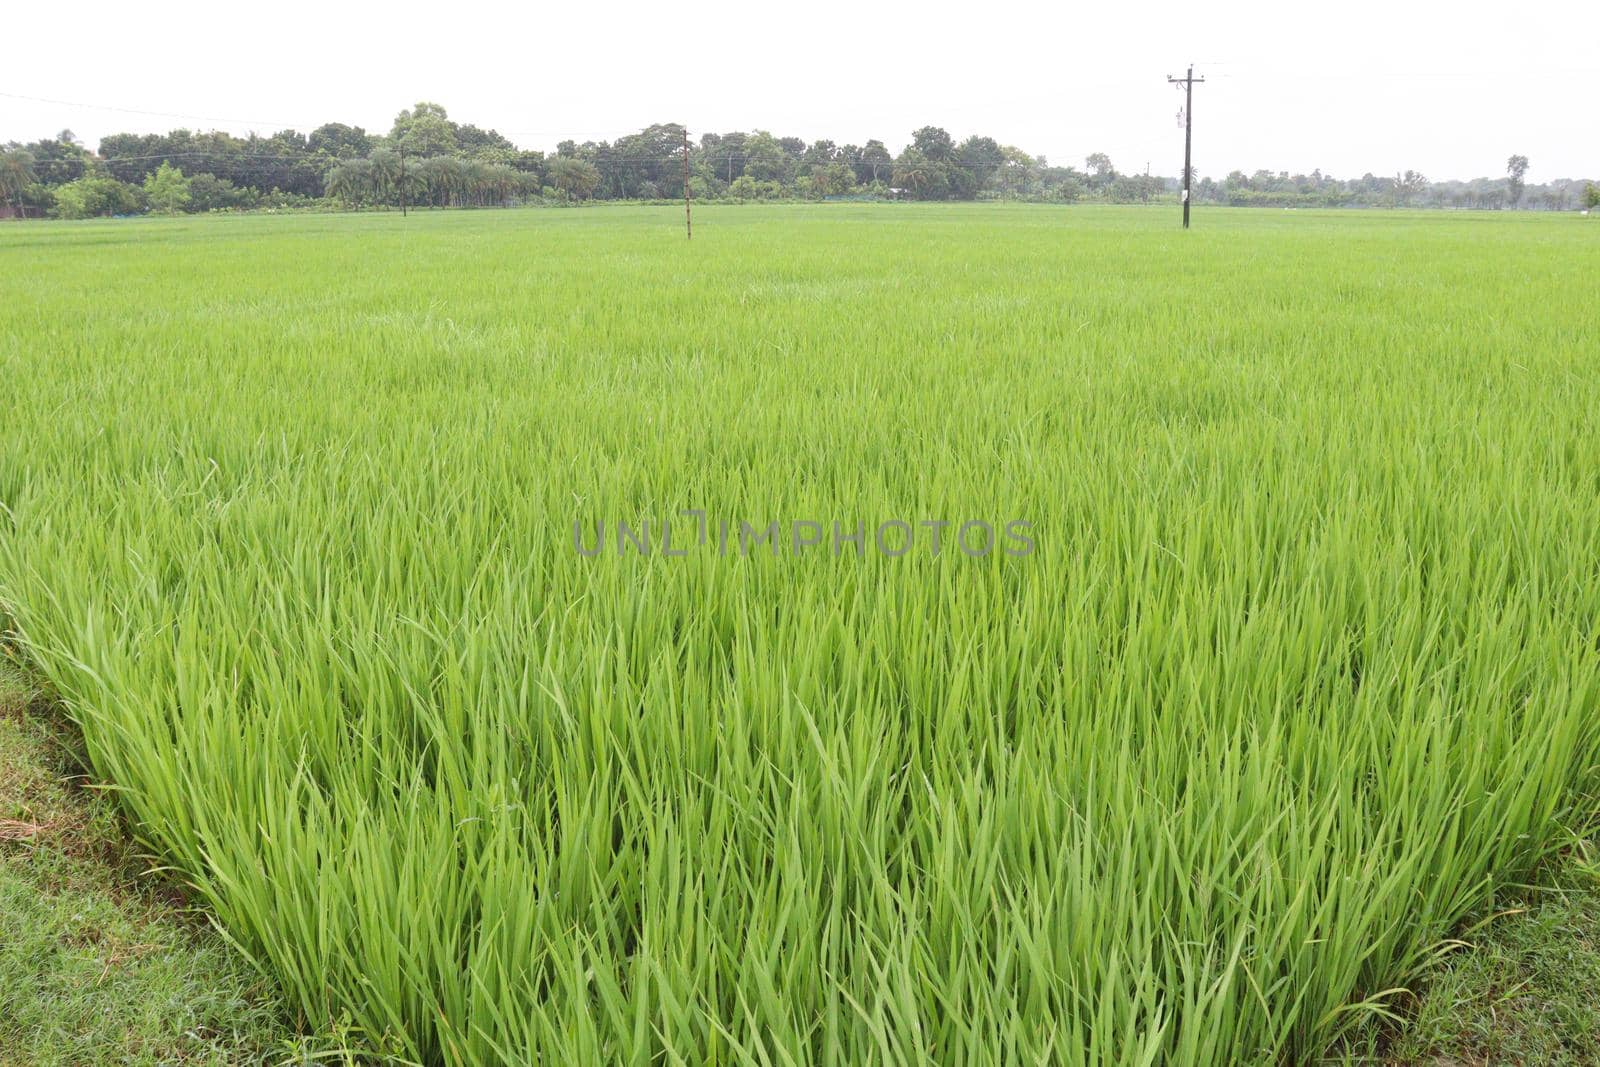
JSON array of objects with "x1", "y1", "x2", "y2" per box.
[{"x1": 1, "y1": 203, "x2": 1597, "y2": 1065}]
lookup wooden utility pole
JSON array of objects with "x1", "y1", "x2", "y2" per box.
[
  {"x1": 1166, "y1": 66, "x2": 1204, "y2": 228},
  {"x1": 682, "y1": 126, "x2": 692, "y2": 240}
]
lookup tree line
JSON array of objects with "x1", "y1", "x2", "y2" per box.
[
  {"x1": 3, "y1": 102, "x2": 1597, "y2": 219},
  {"x1": 1195, "y1": 157, "x2": 1594, "y2": 212}
]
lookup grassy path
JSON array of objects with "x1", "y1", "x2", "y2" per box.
[
  {"x1": 1, "y1": 653, "x2": 303, "y2": 1065},
  {"x1": 1378, "y1": 844, "x2": 1600, "y2": 1065}
]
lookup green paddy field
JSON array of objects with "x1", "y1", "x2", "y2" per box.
[{"x1": 1, "y1": 204, "x2": 1597, "y2": 1064}]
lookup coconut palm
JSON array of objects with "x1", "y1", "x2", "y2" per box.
[
  {"x1": 415, "y1": 156, "x2": 451, "y2": 208},
  {"x1": 367, "y1": 149, "x2": 400, "y2": 207},
  {"x1": 484, "y1": 163, "x2": 516, "y2": 206},
  {"x1": 462, "y1": 160, "x2": 491, "y2": 207},
  {"x1": 438, "y1": 157, "x2": 469, "y2": 207},
  {"x1": 892, "y1": 149, "x2": 933, "y2": 197},
  {"x1": 1, "y1": 149, "x2": 36, "y2": 219},
  {"x1": 400, "y1": 163, "x2": 427, "y2": 209},
  {"x1": 548, "y1": 157, "x2": 601, "y2": 202},
  {"x1": 324, "y1": 159, "x2": 371, "y2": 207}
]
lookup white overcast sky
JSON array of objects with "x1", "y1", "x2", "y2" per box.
[{"x1": 5, "y1": 0, "x2": 1596, "y2": 181}]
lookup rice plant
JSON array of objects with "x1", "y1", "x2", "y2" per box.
[{"x1": 1, "y1": 204, "x2": 1597, "y2": 1065}]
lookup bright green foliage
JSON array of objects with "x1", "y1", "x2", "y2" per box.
[
  {"x1": 142, "y1": 162, "x2": 191, "y2": 215},
  {"x1": 50, "y1": 174, "x2": 141, "y2": 219},
  {"x1": 0, "y1": 205, "x2": 1598, "y2": 1065},
  {"x1": 392, "y1": 101, "x2": 460, "y2": 159}
]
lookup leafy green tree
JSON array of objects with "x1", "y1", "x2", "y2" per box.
[
  {"x1": 95, "y1": 127, "x2": 323, "y2": 197},
  {"x1": 728, "y1": 175, "x2": 781, "y2": 200},
  {"x1": 187, "y1": 173, "x2": 256, "y2": 212},
  {"x1": 801, "y1": 139, "x2": 839, "y2": 175},
  {"x1": 608, "y1": 124, "x2": 688, "y2": 199},
  {"x1": 1585, "y1": 183, "x2": 1600, "y2": 210},
  {"x1": 1085, "y1": 153, "x2": 1116, "y2": 190},
  {"x1": 143, "y1": 162, "x2": 191, "y2": 214},
  {"x1": 455, "y1": 124, "x2": 515, "y2": 156},
  {"x1": 811, "y1": 162, "x2": 856, "y2": 198},
  {"x1": 701, "y1": 132, "x2": 747, "y2": 185},
  {"x1": 1108, "y1": 174, "x2": 1160, "y2": 203},
  {"x1": 1506, "y1": 155, "x2": 1530, "y2": 206},
  {"x1": 1395, "y1": 169, "x2": 1427, "y2": 207},
  {"x1": 856, "y1": 140, "x2": 892, "y2": 185},
  {"x1": 391, "y1": 102, "x2": 457, "y2": 158},
  {"x1": 741, "y1": 132, "x2": 792, "y2": 184},
  {"x1": 53, "y1": 175, "x2": 141, "y2": 218},
  {"x1": 953, "y1": 135, "x2": 1002, "y2": 199},
  {"x1": 510, "y1": 151, "x2": 547, "y2": 185},
  {"x1": 911, "y1": 126, "x2": 954, "y2": 162},
  {"x1": 17, "y1": 135, "x2": 88, "y2": 185},
  {"x1": 1050, "y1": 172, "x2": 1086, "y2": 202},
  {"x1": 307, "y1": 123, "x2": 373, "y2": 159},
  {"x1": 995, "y1": 146, "x2": 1038, "y2": 198}
]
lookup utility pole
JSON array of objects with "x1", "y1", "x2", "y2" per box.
[
  {"x1": 399, "y1": 144, "x2": 407, "y2": 217},
  {"x1": 1166, "y1": 65, "x2": 1204, "y2": 228},
  {"x1": 682, "y1": 126, "x2": 692, "y2": 240}
]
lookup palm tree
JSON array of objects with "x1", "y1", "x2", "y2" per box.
[
  {"x1": 522, "y1": 171, "x2": 543, "y2": 200},
  {"x1": 484, "y1": 163, "x2": 516, "y2": 207},
  {"x1": 400, "y1": 164, "x2": 426, "y2": 209},
  {"x1": 465, "y1": 161, "x2": 493, "y2": 207},
  {"x1": 324, "y1": 159, "x2": 371, "y2": 207},
  {"x1": 549, "y1": 157, "x2": 600, "y2": 202},
  {"x1": 416, "y1": 156, "x2": 450, "y2": 208},
  {"x1": 367, "y1": 149, "x2": 400, "y2": 207},
  {"x1": 439, "y1": 157, "x2": 468, "y2": 207},
  {"x1": 892, "y1": 149, "x2": 932, "y2": 197},
  {"x1": 1, "y1": 149, "x2": 37, "y2": 219}
]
